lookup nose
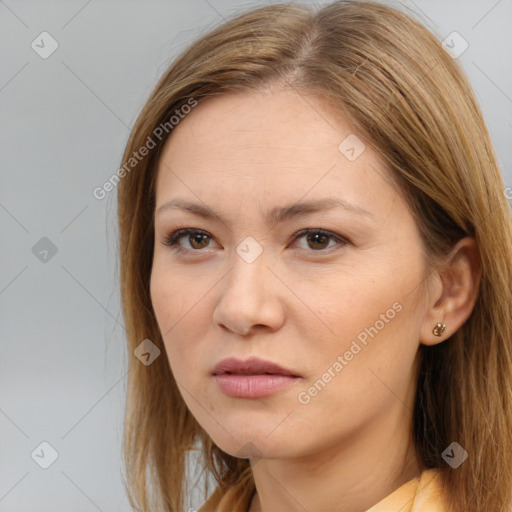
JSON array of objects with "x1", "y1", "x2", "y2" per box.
[{"x1": 212, "y1": 248, "x2": 286, "y2": 336}]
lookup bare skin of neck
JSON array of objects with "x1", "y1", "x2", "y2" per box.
[{"x1": 246, "y1": 424, "x2": 422, "y2": 512}]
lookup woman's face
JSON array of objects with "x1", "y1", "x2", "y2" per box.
[{"x1": 150, "y1": 86, "x2": 431, "y2": 461}]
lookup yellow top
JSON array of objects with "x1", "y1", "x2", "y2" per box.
[{"x1": 198, "y1": 467, "x2": 448, "y2": 512}]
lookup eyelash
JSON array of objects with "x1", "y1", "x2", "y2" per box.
[{"x1": 161, "y1": 227, "x2": 349, "y2": 255}]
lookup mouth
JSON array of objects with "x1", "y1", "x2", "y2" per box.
[
  {"x1": 211, "y1": 357, "x2": 302, "y2": 399},
  {"x1": 221, "y1": 371, "x2": 290, "y2": 376},
  {"x1": 213, "y1": 373, "x2": 301, "y2": 399},
  {"x1": 211, "y1": 356, "x2": 300, "y2": 378}
]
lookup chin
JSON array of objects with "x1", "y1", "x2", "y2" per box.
[{"x1": 210, "y1": 429, "x2": 294, "y2": 461}]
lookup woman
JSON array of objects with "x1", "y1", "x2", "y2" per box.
[{"x1": 117, "y1": 1, "x2": 512, "y2": 511}]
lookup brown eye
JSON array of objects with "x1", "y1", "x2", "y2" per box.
[
  {"x1": 293, "y1": 228, "x2": 348, "y2": 252},
  {"x1": 163, "y1": 228, "x2": 213, "y2": 252},
  {"x1": 306, "y1": 232, "x2": 330, "y2": 250},
  {"x1": 162, "y1": 227, "x2": 349, "y2": 254},
  {"x1": 188, "y1": 233, "x2": 210, "y2": 249}
]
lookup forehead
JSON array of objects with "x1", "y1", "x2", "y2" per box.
[
  {"x1": 161, "y1": 87, "x2": 357, "y2": 160},
  {"x1": 154, "y1": 87, "x2": 395, "y2": 213}
]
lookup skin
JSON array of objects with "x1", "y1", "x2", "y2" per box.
[{"x1": 150, "y1": 85, "x2": 480, "y2": 512}]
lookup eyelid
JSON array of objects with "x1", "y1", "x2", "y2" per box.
[
  {"x1": 162, "y1": 228, "x2": 216, "y2": 251},
  {"x1": 161, "y1": 227, "x2": 350, "y2": 254},
  {"x1": 291, "y1": 228, "x2": 349, "y2": 251}
]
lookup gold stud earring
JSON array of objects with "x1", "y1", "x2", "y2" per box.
[{"x1": 432, "y1": 322, "x2": 446, "y2": 337}]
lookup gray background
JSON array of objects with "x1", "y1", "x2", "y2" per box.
[{"x1": 1, "y1": 0, "x2": 511, "y2": 510}]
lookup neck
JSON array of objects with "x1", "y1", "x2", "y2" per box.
[{"x1": 248, "y1": 409, "x2": 421, "y2": 512}]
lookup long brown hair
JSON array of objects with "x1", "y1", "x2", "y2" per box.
[{"x1": 117, "y1": 1, "x2": 512, "y2": 511}]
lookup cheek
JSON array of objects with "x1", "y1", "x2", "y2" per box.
[
  {"x1": 294, "y1": 258, "x2": 424, "y2": 385},
  {"x1": 150, "y1": 262, "x2": 212, "y2": 377},
  {"x1": 290, "y1": 305, "x2": 419, "y2": 438},
  {"x1": 150, "y1": 267, "x2": 175, "y2": 335},
  {"x1": 150, "y1": 260, "x2": 202, "y2": 333}
]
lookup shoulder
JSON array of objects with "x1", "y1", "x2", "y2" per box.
[
  {"x1": 199, "y1": 467, "x2": 448, "y2": 512},
  {"x1": 366, "y1": 468, "x2": 449, "y2": 512}
]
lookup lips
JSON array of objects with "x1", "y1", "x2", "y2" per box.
[
  {"x1": 212, "y1": 356, "x2": 302, "y2": 399},
  {"x1": 212, "y1": 356, "x2": 300, "y2": 377}
]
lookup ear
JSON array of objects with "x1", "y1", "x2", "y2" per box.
[{"x1": 420, "y1": 237, "x2": 481, "y2": 346}]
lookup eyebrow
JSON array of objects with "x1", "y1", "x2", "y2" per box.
[{"x1": 155, "y1": 197, "x2": 373, "y2": 225}]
